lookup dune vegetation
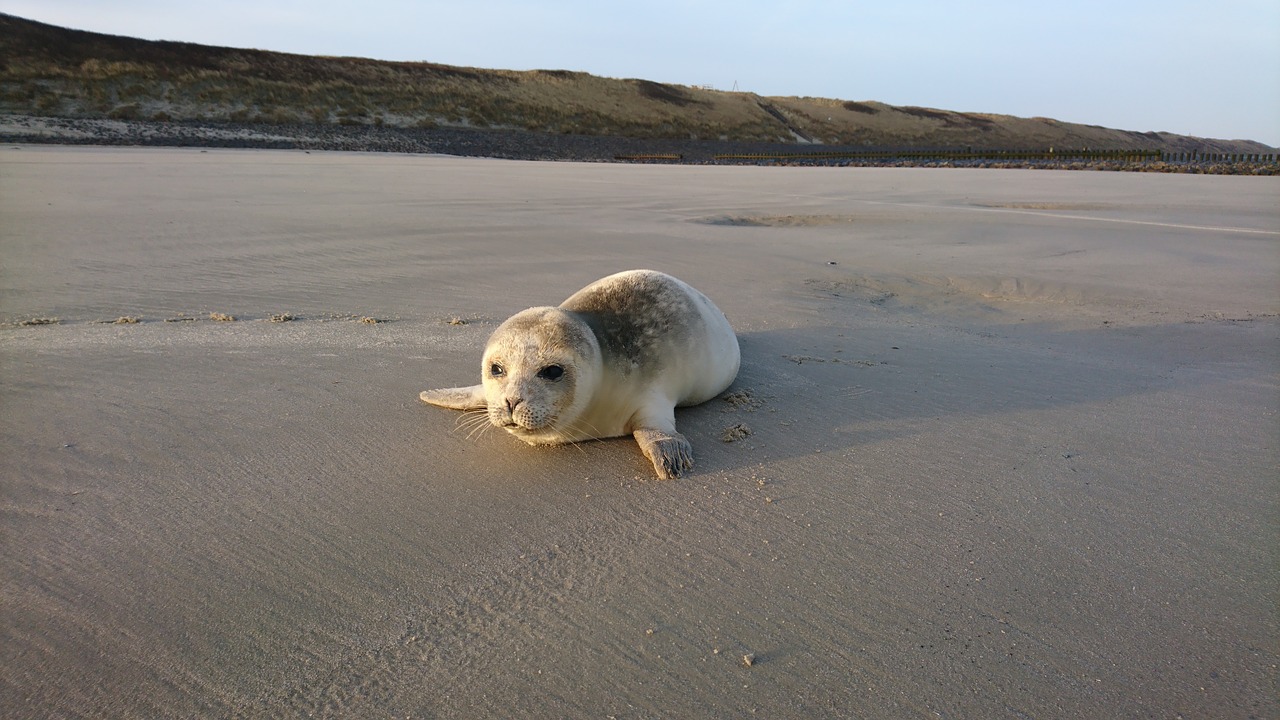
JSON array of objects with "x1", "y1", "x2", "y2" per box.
[{"x1": 0, "y1": 13, "x2": 1271, "y2": 154}]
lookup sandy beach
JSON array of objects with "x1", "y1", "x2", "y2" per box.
[{"x1": 2, "y1": 146, "x2": 1276, "y2": 718}]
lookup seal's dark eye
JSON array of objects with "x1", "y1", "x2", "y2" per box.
[
  {"x1": 489, "y1": 363, "x2": 505, "y2": 377},
  {"x1": 537, "y1": 365, "x2": 564, "y2": 381}
]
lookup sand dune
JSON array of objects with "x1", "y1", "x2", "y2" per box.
[{"x1": 1, "y1": 147, "x2": 1276, "y2": 718}]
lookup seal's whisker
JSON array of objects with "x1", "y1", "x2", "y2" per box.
[
  {"x1": 566, "y1": 417, "x2": 603, "y2": 438},
  {"x1": 453, "y1": 409, "x2": 488, "y2": 427},
  {"x1": 453, "y1": 410, "x2": 494, "y2": 441},
  {"x1": 454, "y1": 414, "x2": 490, "y2": 433},
  {"x1": 560, "y1": 437, "x2": 589, "y2": 456},
  {"x1": 557, "y1": 422, "x2": 599, "y2": 455},
  {"x1": 464, "y1": 418, "x2": 495, "y2": 441},
  {"x1": 454, "y1": 421, "x2": 488, "y2": 437},
  {"x1": 456, "y1": 409, "x2": 489, "y2": 424}
]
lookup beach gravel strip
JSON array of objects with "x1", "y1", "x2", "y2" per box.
[{"x1": 2, "y1": 115, "x2": 1271, "y2": 174}]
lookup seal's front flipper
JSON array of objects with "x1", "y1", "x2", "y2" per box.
[
  {"x1": 420, "y1": 385, "x2": 486, "y2": 411},
  {"x1": 633, "y1": 428, "x2": 694, "y2": 479}
]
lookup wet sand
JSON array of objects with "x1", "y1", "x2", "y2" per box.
[{"x1": 2, "y1": 146, "x2": 1277, "y2": 718}]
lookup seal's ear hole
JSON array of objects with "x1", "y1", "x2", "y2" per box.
[
  {"x1": 537, "y1": 364, "x2": 565, "y2": 381},
  {"x1": 490, "y1": 363, "x2": 506, "y2": 378}
]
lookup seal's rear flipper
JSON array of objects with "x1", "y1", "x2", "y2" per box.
[{"x1": 420, "y1": 385, "x2": 486, "y2": 410}]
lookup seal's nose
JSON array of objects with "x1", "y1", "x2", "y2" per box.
[{"x1": 505, "y1": 397, "x2": 522, "y2": 414}]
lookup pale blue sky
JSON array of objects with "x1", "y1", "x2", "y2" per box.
[{"x1": 5, "y1": 0, "x2": 1278, "y2": 145}]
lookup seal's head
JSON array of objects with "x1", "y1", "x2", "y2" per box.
[{"x1": 480, "y1": 307, "x2": 602, "y2": 444}]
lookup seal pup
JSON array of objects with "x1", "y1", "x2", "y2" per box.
[{"x1": 420, "y1": 269, "x2": 740, "y2": 479}]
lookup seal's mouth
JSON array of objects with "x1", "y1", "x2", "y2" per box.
[
  {"x1": 491, "y1": 408, "x2": 556, "y2": 435},
  {"x1": 500, "y1": 420, "x2": 536, "y2": 434},
  {"x1": 496, "y1": 415, "x2": 549, "y2": 432},
  {"x1": 501, "y1": 422, "x2": 559, "y2": 442}
]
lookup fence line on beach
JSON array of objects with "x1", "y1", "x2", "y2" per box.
[
  {"x1": 702, "y1": 149, "x2": 1278, "y2": 164},
  {"x1": 614, "y1": 153, "x2": 684, "y2": 161},
  {"x1": 1159, "y1": 151, "x2": 1277, "y2": 163}
]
